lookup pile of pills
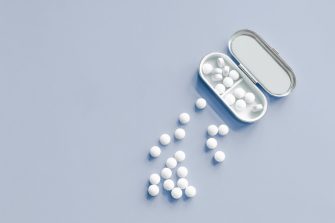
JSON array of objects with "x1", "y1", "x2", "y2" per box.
[
  {"x1": 224, "y1": 87, "x2": 263, "y2": 113},
  {"x1": 206, "y1": 123, "x2": 229, "y2": 163}
]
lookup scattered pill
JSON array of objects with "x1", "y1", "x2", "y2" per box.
[
  {"x1": 171, "y1": 187, "x2": 183, "y2": 199},
  {"x1": 206, "y1": 138, "x2": 217, "y2": 150},
  {"x1": 149, "y1": 173, "x2": 161, "y2": 185},
  {"x1": 185, "y1": 186, "x2": 197, "y2": 198},
  {"x1": 211, "y1": 73, "x2": 223, "y2": 82},
  {"x1": 252, "y1": 104, "x2": 264, "y2": 112},
  {"x1": 177, "y1": 166, "x2": 188, "y2": 178},
  {"x1": 149, "y1": 146, "x2": 161, "y2": 158},
  {"x1": 223, "y1": 65, "x2": 230, "y2": 76},
  {"x1": 174, "y1": 150, "x2": 186, "y2": 162},
  {"x1": 163, "y1": 179, "x2": 175, "y2": 191},
  {"x1": 166, "y1": 157, "x2": 178, "y2": 169},
  {"x1": 245, "y1": 92, "x2": 256, "y2": 104},
  {"x1": 223, "y1": 77, "x2": 234, "y2": 88},
  {"x1": 148, "y1": 184, "x2": 159, "y2": 196},
  {"x1": 217, "y1": 57, "x2": 225, "y2": 67},
  {"x1": 195, "y1": 98, "x2": 207, "y2": 110},
  {"x1": 215, "y1": 84, "x2": 225, "y2": 95},
  {"x1": 202, "y1": 63, "x2": 213, "y2": 75},
  {"x1": 161, "y1": 167, "x2": 172, "y2": 179},
  {"x1": 213, "y1": 68, "x2": 223, "y2": 74},
  {"x1": 234, "y1": 88, "x2": 246, "y2": 99},
  {"x1": 177, "y1": 178, "x2": 189, "y2": 189},
  {"x1": 229, "y1": 70, "x2": 240, "y2": 80},
  {"x1": 159, "y1": 133, "x2": 171, "y2": 146},
  {"x1": 174, "y1": 128, "x2": 186, "y2": 140},
  {"x1": 207, "y1": 124, "x2": 218, "y2": 136},
  {"x1": 214, "y1": 151, "x2": 226, "y2": 162},
  {"x1": 225, "y1": 94, "x2": 236, "y2": 105},
  {"x1": 235, "y1": 99, "x2": 247, "y2": 111},
  {"x1": 179, "y1": 112, "x2": 190, "y2": 124},
  {"x1": 218, "y1": 124, "x2": 229, "y2": 136}
]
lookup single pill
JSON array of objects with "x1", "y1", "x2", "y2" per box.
[
  {"x1": 223, "y1": 65, "x2": 230, "y2": 76},
  {"x1": 217, "y1": 57, "x2": 225, "y2": 67},
  {"x1": 202, "y1": 63, "x2": 213, "y2": 75},
  {"x1": 245, "y1": 92, "x2": 256, "y2": 104},
  {"x1": 235, "y1": 99, "x2": 247, "y2": 111},
  {"x1": 149, "y1": 146, "x2": 161, "y2": 158},
  {"x1": 174, "y1": 150, "x2": 186, "y2": 162},
  {"x1": 179, "y1": 112, "x2": 190, "y2": 124},
  {"x1": 171, "y1": 187, "x2": 183, "y2": 199},
  {"x1": 195, "y1": 98, "x2": 207, "y2": 110},
  {"x1": 215, "y1": 84, "x2": 225, "y2": 95},
  {"x1": 163, "y1": 179, "x2": 175, "y2": 191},
  {"x1": 213, "y1": 68, "x2": 223, "y2": 74},
  {"x1": 166, "y1": 157, "x2": 178, "y2": 169},
  {"x1": 252, "y1": 104, "x2": 264, "y2": 112},
  {"x1": 149, "y1": 173, "x2": 161, "y2": 185},
  {"x1": 214, "y1": 150, "x2": 226, "y2": 162},
  {"x1": 207, "y1": 124, "x2": 218, "y2": 136},
  {"x1": 234, "y1": 87, "x2": 246, "y2": 99},
  {"x1": 218, "y1": 124, "x2": 229, "y2": 136},
  {"x1": 229, "y1": 70, "x2": 240, "y2": 80},
  {"x1": 211, "y1": 73, "x2": 223, "y2": 82},
  {"x1": 159, "y1": 133, "x2": 171, "y2": 146},
  {"x1": 206, "y1": 138, "x2": 217, "y2": 150},
  {"x1": 177, "y1": 178, "x2": 189, "y2": 189},
  {"x1": 148, "y1": 184, "x2": 159, "y2": 196},
  {"x1": 185, "y1": 186, "x2": 197, "y2": 198},
  {"x1": 161, "y1": 167, "x2": 172, "y2": 179},
  {"x1": 223, "y1": 77, "x2": 234, "y2": 88},
  {"x1": 174, "y1": 128, "x2": 186, "y2": 140},
  {"x1": 177, "y1": 166, "x2": 188, "y2": 178},
  {"x1": 225, "y1": 94, "x2": 236, "y2": 106}
]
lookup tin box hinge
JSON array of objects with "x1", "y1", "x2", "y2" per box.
[{"x1": 238, "y1": 63, "x2": 258, "y2": 84}]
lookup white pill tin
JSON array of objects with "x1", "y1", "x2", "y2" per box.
[{"x1": 199, "y1": 29, "x2": 296, "y2": 123}]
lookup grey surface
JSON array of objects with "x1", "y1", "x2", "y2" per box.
[{"x1": 0, "y1": 0, "x2": 334, "y2": 222}]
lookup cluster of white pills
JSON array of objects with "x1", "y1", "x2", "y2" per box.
[
  {"x1": 224, "y1": 87, "x2": 263, "y2": 113},
  {"x1": 205, "y1": 123, "x2": 229, "y2": 163}
]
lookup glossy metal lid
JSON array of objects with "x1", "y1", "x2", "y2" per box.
[{"x1": 228, "y1": 29, "x2": 296, "y2": 97}]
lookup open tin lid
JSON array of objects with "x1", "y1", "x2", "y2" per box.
[{"x1": 228, "y1": 29, "x2": 296, "y2": 97}]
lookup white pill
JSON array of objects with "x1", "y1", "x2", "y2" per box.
[
  {"x1": 185, "y1": 186, "x2": 197, "y2": 198},
  {"x1": 218, "y1": 124, "x2": 229, "y2": 136},
  {"x1": 223, "y1": 77, "x2": 234, "y2": 88},
  {"x1": 171, "y1": 187, "x2": 183, "y2": 199},
  {"x1": 234, "y1": 88, "x2": 246, "y2": 99},
  {"x1": 211, "y1": 73, "x2": 223, "y2": 82},
  {"x1": 217, "y1": 57, "x2": 225, "y2": 67},
  {"x1": 174, "y1": 150, "x2": 186, "y2": 162},
  {"x1": 202, "y1": 63, "x2": 213, "y2": 75},
  {"x1": 179, "y1": 112, "x2": 190, "y2": 124},
  {"x1": 159, "y1": 133, "x2": 171, "y2": 146},
  {"x1": 174, "y1": 128, "x2": 186, "y2": 140},
  {"x1": 163, "y1": 179, "x2": 175, "y2": 191},
  {"x1": 245, "y1": 92, "x2": 256, "y2": 104},
  {"x1": 166, "y1": 157, "x2": 178, "y2": 169},
  {"x1": 149, "y1": 173, "x2": 161, "y2": 185},
  {"x1": 223, "y1": 65, "x2": 230, "y2": 76},
  {"x1": 148, "y1": 184, "x2": 159, "y2": 196},
  {"x1": 235, "y1": 99, "x2": 247, "y2": 111},
  {"x1": 195, "y1": 98, "x2": 207, "y2": 109},
  {"x1": 177, "y1": 178, "x2": 189, "y2": 189},
  {"x1": 161, "y1": 167, "x2": 172, "y2": 179},
  {"x1": 229, "y1": 70, "x2": 240, "y2": 80},
  {"x1": 225, "y1": 94, "x2": 236, "y2": 105},
  {"x1": 252, "y1": 104, "x2": 264, "y2": 112},
  {"x1": 149, "y1": 146, "x2": 161, "y2": 158},
  {"x1": 215, "y1": 83, "x2": 225, "y2": 95},
  {"x1": 214, "y1": 150, "x2": 226, "y2": 162},
  {"x1": 177, "y1": 166, "x2": 188, "y2": 178},
  {"x1": 207, "y1": 124, "x2": 218, "y2": 136},
  {"x1": 213, "y1": 68, "x2": 223, "y2": 74},
  {"x1": 206, "y1": 138, "x2": 217, "y2": 150}
]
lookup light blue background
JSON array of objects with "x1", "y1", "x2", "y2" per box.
[{"x1": 0, "y1": 0, "x2": 334, "y2": 222}]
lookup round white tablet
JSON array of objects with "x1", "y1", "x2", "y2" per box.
[
  {"x1": 195, "y1": 98, "x2": 207, "y2": 110},
  {"x1": 223, "y1": 77, "x2": 234, "y2": 88},
  {"x1": 179, "y1": 112, "x2": 190, "y2": 124},
  {"x1": 177, "y1": 166, "x2": 188, "y2": 178},
  {"x1": 218, "y1": 124, "x2": 229, "y2": 136},
  {"x1": 207, "y1": 124, "x2": 218, "y2": 136},
  {"x1": 206, "y1": 138, "x2": 217, "y2": 150},
  {"x1": 149, "y1": 173, "x2": 161, "y2": 185},
  {"x1": 217, "y1": 57, "x2": 225, "y2": 67},
  {"x1": 245, "y1": 92, "x2": 256, "y2": 104},
  {"x1": 215, "y1": 83, "x2": 225, "y2": 95},
  {"x1": 171, "y1": 187, "x2": 183, "y2": 199},
  {"x1": 159, "y1": 133, "x2": 171, "y2": 146},
  {"x1": 234, "y1": 88, "x2": 246, "y2": 99},
  {"x1": 211, "y1": 73, "x2": 223, "y2": 82},
  {"x1": 235, "y1": 99, "x2": 247, "y2": 111},
  {"x1": 166, "y1": 157, "x2": 178, "y2": 169},
  {"x1": 229, "y1": 70, "x2": 240, "y2": 80},
  {"x1": 223, "y1": 65, "x2": 230, "y2": 76},
  {"x1": 163, "y1": 179, "x2": 175, "y2": 191},
  {"x1": 252, "y1": 104, "x2": 264, "y2": 112},
  {"x1": 225, "y1": 94, "x2": 236, "y2": 106},
  {"x1": 177, "y1": 178, "x2": 189, "y2": 189},
  {"x1": 148, "y1": 184, "x2": 159, "y2": 197},
  {"x1": 149, "y1": 146, "x2": 161, "y2": 158},
  {"x1": 174, "y1": 150, "x2": 186, "y2": 162},
  {"x1": 185, "y1": 186, "x2": 197, "y2": 198},
  {"x1": 214, "y1": 150, "x2": 226, "y2": 162},
  {"x1": 174, "y1": 128, "x2": 186, "y2": 140},
  {"x1": 202, "y1": 63, "x2": 213, "y2": 75},
  {"x1": 161, "y1": 167, "x2": 172, "y2": 179}
]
